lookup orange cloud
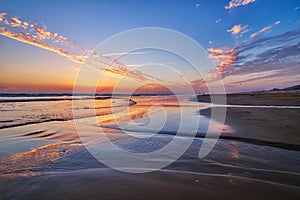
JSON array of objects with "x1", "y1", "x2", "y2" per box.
[
  {"x1": 51, "y1": 32, "x2": 58, "y2": 38},
  {"x1": 10, "y1": 17, "x2": 22, "y2": 27},
  {"x1": 1, "y1": 25, "x2": 158, "y2": 82},
  {"x1": 217, "y1": 56, "x2": 235, "y2": 72},
  {"x1": 208, "y1": 47, "x2": 233, "y2": 53},
  {"x1": 0, "y1": 27, "x2": 83, "y2": 61},
  {"x1": 208, "y1": 47, "x2": 236, "y2": 72},
  {"x1": 22, "y1": 21, "x2": 29, "y2": 29},
  {"x1": 227, "y1": 24, "x2": 248, "y2": 37},
  {"x1": 209, "y1": 53, "x2": 233, "y2": 62},
  {"x1": 225, "y1": 0, "x2": 255, "y2": 9},
  {"x1": 36, "y1": 27, "x2": 52, "y2": 39}
]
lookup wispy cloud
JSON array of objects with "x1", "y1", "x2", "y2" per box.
[
  {"x1": 250, "y1": 21, "x2": 280, "y2": 38},
  {"x1": 250, "y1": 25, "x2": 271, "y2": 38},
  {"x1": 0, "y1": 12, "x2": 163, "y2": 83},
  {"x1": 0, "y1": 26, "x2": 85, "y2": 63},
  {"x1": 102, "y1": 51, "x2": 147, "y2": 57},
  {"x1": 226, "y1": 69, "x2": 297, "y2": 86},
  {"x1": 209, "y1": 28, "x2": 300, "y2": 84},
  {"x1": 227, "y1": 24, "x2": 248, "y2": 37},
  {"x1": 274, "y1": 20, "x2": 281, "y2": 25},
  {"x1": 225, "y1": 0, "x2": 255, "y2": 9}
]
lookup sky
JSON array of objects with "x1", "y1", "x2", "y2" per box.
[{"x1": 0, "y1": 0, "x2": 299, "y2": 94}]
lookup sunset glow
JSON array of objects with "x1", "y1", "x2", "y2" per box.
[{"x1": 0, "y1": 0, "x2": 299, "y2": 93}]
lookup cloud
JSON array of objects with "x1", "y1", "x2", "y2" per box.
[
  {"x1": 0, "y1": 26, "x2": 83, "y2": 62},
  {"x1": 0, "y1": 13, "x2": 6, "y2": 22},
  {"x1": 36, "y1": 27, "x2": 52, "y2": 39},
  {"x1": 195, "y1": 3, "x2": 200, "y2": 8},
  {"x1": 0, "y1": 12, "x2": 164, "y2": 84},
  {"x1": 209, "y1": 52, "x2": 233, "y2": 61},
  {"x1": 208, "y1": 47, "x2": 233, "y2": 53},
  {"x1": 216, "y1": 19, "x2": 222, "y2": 23},
  {"x1": 102, "y1": 51, "x2": 147, "y2": 57},
  {"x1": 10, "y1": 17, "x2": 22, "y2": 27},
  {"x1": 227, "y1": 24, "x2": 248, "y2": 37},
  {"x1": 250, "y1": 25, "x2": 271, "y2": 38},
  {"x1": 29, "y1": 23, "x2": 36, "y2": 30},
  {"x1": 208, "y1": 47, "x2": 236, "y2": 72},
  {"x1": 225, "y1": 0, "x2": 255, "y2": 9},
  {"x1": 227, "y1": 69, "x2": 297, "y2": 86},
  {"x1": 10, "y1": 17, "x2": 30, "y2": 29},
  {"x1": 22, "y1": 21, "x2": 29, "y2": 29},
  {"x1": 210, "y1": 28, "x2": 300, "y2": 83},
  {"x1": 250, "y1": 21, "x2": 280, "y2": 38},
  {"x1": 207, "y1": 26, "x2": 300, "y2": 88},
  {"x1": 274, "y1": 20, "x2": 281, "y2": 25}
]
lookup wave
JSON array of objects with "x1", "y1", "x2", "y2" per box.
[
  {"x1": 0, "y1": 93, "x2": 113, "y2": 97},
  {"x1": 0, "y1": 118, "x2": 71, "y2": 129},
  {"x1": 0, "y1": 96, "x2": 111, "y2": 103},
  {"x1": 0, "y1": 98, "x2": 137, "y2": 129}
]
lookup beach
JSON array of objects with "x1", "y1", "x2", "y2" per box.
[
  {"x1": 0, "y1": 94, "x2": 300, "y2": 199},
  {"x1": 195, "y1": 92, "x2": 300, "y2": 106},
  {"x1": 198, "y1": 92, "x2": 300, "y2": 149}
]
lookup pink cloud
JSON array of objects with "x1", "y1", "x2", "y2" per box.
[
  {"x1": 0, "y1": 13, "x2": 7, "y2": 22},
  {"x1": 225, "y1": 0, "x2": 255, "y2": 9},
  {"x1": 250, "y1": 25, "x2": 271, "y2": 38},
  {"x1": 250, "y1": 21, "x2": 280, "y2": 38}
]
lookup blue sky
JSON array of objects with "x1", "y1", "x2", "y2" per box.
[
  {"x1": 0, "y1": 0, "x2": 299, "y2": 93},
  {"x1": 1, "y1": 0, "x2": 298, "y2": 47}
]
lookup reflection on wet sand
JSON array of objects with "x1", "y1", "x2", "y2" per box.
[
  {"x1": 0, "y1": 142, "x2": 82, "y2": 175},
  {"x1": 231, "y1": 147, "x2": 240, "y2": 159}
]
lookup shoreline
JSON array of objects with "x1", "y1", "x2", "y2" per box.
[{"x1": 194, "y1": 92, "x2": 300, "y2": 106}]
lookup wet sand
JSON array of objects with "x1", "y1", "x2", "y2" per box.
[
  {"x1": 198, "y1": 92, "x2": 300, "y2": 149},
  {"x1": 2, "y1": 168, "x2": 300, "y2": 200}
]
